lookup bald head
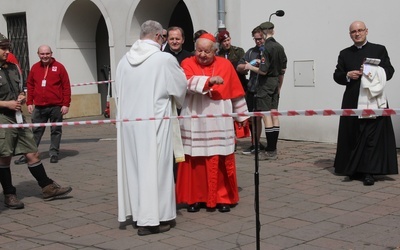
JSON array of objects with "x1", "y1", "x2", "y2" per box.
[
  {"x1": 37, "y1": 45, "x2": 53, "y2": 66},
  {"x1": 37, "y1": 45, "x2": 52, "y2": 54},
  {"x1": 349, "y1": 21, "x2": 366, "y2": 32}
]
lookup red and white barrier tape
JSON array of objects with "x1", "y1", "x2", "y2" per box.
[
  {"x1": 70, "y1": 80, "x2": 114, "y2": 87},
  {"x1": 1, "y1": 108, "x2": 399, "y2": 129},
  {"x1": 1, "y1": 119, "x2": 118, "y2": 129}
]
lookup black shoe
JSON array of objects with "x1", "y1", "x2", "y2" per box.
[
  {"x1": 160, "y1": 219, "x2": 176, "y2": 228},
  {"x1": 14, "y1": 156, "x2": 27, "y2": 165},
  {"x1": 137, "y1": 224, "x2": 171, "y2": 236},
  {"x1": 217, "y1": 203, "x2": 231, "y2": 213},
  {"x1": 50, "y1": 155, "x2": 59, "y2": 163},
  {"x1": 349, "y1": 173, "x2": 363, "y2": 180},
  {"x1": 242, "y1": 143, "x2": 266, "y2": 155},
  {"x1": 187, "y1": 202, "x2": 201, "y2": 212},
  {"x1": 363, "y1": 174, "x2": 375, "y2": 186}
]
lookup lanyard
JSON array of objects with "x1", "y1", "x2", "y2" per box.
[{"x1": 43, "y1": 65, "x2": 49, "y2": 80}]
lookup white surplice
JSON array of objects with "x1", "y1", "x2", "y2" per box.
[
  {"x1": 180, "y1": 75, "x2": 249, "y2": 156},
  {"x1": 115, "y1": 39, "x2": 187, "y2": 226},
  {"x1": 359, "y1": 64, "x2": 387, "y2": 109}
]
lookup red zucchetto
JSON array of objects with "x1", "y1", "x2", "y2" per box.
[{"x1": 198, "y1": 33, "x2": 216, "y2": 43}]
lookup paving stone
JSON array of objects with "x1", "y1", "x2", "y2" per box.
[{"x1": 0, "y1": 115, "x2": 398, "y2": 249}]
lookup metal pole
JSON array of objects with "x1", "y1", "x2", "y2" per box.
[{"x1": 253, "y1": 74, "x2": 261, "y2": 250}]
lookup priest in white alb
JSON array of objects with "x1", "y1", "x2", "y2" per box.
[{"x1": 115, "y1": 20, "x2": 187, "y2": 236}]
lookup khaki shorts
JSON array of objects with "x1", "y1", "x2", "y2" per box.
[
  {"x1": 0, "y1": 114, "x2": 38, "y2": 157},
  {"x1": 250, "y1": 76, "x2": 280, "y2": 111}
]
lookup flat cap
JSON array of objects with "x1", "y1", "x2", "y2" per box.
[{"x1": 259, "y1": 21, "x2": 274, "y2": 30}]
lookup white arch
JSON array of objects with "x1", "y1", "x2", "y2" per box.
[{"x1": 55, "y1": 0, "x2": 114, "y2": 117}]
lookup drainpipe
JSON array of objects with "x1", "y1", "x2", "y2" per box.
[{"x1": 217, "y1": 0, "x2": 226, "y2": 31}]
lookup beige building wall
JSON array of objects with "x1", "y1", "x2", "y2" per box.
[{"x1": 1, "y1": 0, "x2": 400, "y2": 144}]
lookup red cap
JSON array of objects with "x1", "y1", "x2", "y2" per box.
[
  {"x1": 199, "y1": 33, "x2": 216, "y2": 43},
  {"x1": 217, "y1": 30, "x2": 230, "y2": 43}
]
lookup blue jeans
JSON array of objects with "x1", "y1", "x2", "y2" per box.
[{"x1": 31, "y1": 106, "x2": 63, "y2": 156}]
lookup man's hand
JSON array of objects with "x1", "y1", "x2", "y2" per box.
[
  {"x1": 244, "y1": 62, "x2": 254, "y2": 71},
  {"x1": 18, "y1": 92, "x2": 26, "y2": 105},
  {"x1": 27, "y1": 105, "x2": 34, "y2": 114},
  {"x1": 347, "y1": 69, "x2": 362, "y2": 80},
  {"x1": 7, "y1": 100, "x2": 22, "y2": 111},
  {"x1": 208, "y1": 76, "x2": 224, "y2": 87},
  {"x1": 61, "y1": 106, "x2": 69, "y2": 115}
]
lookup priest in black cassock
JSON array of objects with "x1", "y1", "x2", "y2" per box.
[{"x1": 333, "y1": 20, "x2": 398, "y2": 186}]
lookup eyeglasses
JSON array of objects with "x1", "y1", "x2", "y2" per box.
[
  {"x1": 350, "y1": 29, "x2": 366, "y2": 35},
  {"x1": 162, "y1": 34, "x2": 167, "y2": 38},
  {"x1": 156, "y1": 34, "x2": 163, "y2": 40},
  {"x1": 253, "y1": 38, "x2": 263, "y2": 41},
  {"x1": 0, "y1": 46, "x2": 10, "y2": 51}
]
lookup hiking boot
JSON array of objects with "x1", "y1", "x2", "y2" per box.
[
  {"x1": 259, "y1": 150, "x2": 278, "y2": 161},
  {"x1": 14, "y1": 155, "x2": 27, "y2": 165},
  {"x1": 42, "y1": 182, "x2": 72, "y2": 201},
  {"x1": 4, "y1": 194, "x2": 24, "y2": 209},
  {"x1": 242, "y1": 143, "x2": 266, "y2": 155}
]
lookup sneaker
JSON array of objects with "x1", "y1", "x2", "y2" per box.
[
  {"x1": 4, "y1": 194, "x2": 24, "y2": 209},
  {"x1": 242, "y1": 143, "x2": 266, "y2": 155},
  {"x1": 242, "y1": 145, "x2": 255, "y2": 155},
  {"x1": 259, "y1": 150, "x2": 278, "y2": 161},
  {"x1": 42, "y1": 182, "x2": 72, "y2": 201},
  {"x1": 14, "y1": 156, "x2": 27, "y2": 165},
  {"x1": 50, "y1": 155, "x2": 58, "y2": 163}
]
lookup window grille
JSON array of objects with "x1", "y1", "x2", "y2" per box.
[{"x1": 6, "y1": 13, "x2": 30, "y2": 85}]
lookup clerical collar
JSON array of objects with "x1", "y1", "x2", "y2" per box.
[
  {"x1": 355, "y1": 41, "x2": 367, "y2": 49},
  {"x1": 171, "y1": 48, "x2": 182, "y2": 54}
]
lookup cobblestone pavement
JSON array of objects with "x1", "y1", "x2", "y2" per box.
[{"x1": 1, "y1": 116, "x2": 400, "y2": 249}]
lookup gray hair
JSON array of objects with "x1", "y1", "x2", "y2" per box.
[
  {"x1": 195, "y1": 38, "x2": 219, "y2": 51},
  {"x1": 140, "y1": 20, "x2": 163, "y2": 39}
]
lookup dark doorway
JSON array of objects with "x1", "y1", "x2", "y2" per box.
[
  {"x1": 168, "y1": 0, "x2": 194, "y2": 52},
  {"x1": 95, "y1": 16, "x2": 110, "y2": 114}
]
